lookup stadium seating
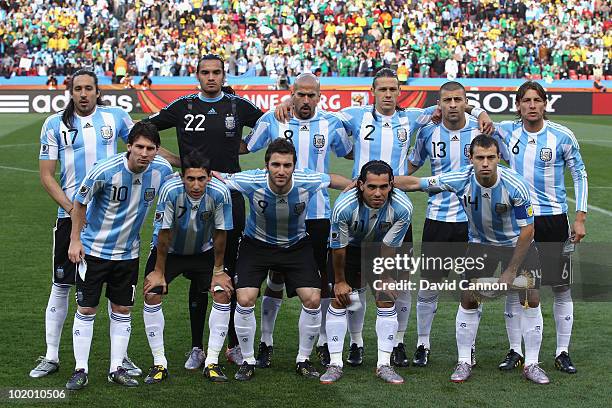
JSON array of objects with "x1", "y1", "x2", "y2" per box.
[{"x1": 0, "y1": 1, "x2": 610, "y2": 80}]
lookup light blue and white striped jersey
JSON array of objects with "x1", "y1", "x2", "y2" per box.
[
  {"x1": 409, "y1": 114, "x2": 508, "y2": 223},
  {"x1": 152, "y1": 176, "x2": 233, "y2": 255},
  {"x1": 245, "y1": 109, "x2": 352, "y2": 219},
  {"x1": 493, "y1": 120, "x2": 588, "y2": 216},
  {"x1": 222, "y1": 169, "x2": 330, "y2": 247},
  {"x1": 75, "y1": 153, "x2": 173, "y2": 260},
  {"x1": 420, "y1": 165, "x2": 534, "y2": 247},
  {"x1": 39, "y1": 106, "x2": 134, "y2": 218},
  {"x1": 338, "y1": 105, "x2": 436, "y2": 178},
  {"x1": 330, "y1": 188, "x2": 413, "y2": 248}
]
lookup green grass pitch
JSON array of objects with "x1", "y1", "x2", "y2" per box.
[{"x1": 0, "y1": 114, "x2": 610, "y2": 407}]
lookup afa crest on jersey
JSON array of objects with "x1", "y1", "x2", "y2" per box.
[
  {"x1": 225, "y1": 115, "x2": 236, "y2": 130},
  {"x1": 100, "y1": 126, "x2": 113, "y2": 140},
  {"x1": 293, "y1": 202, "x2": 306, "y2": 216},
  {"x1": 540, "y1": 147, "x2": 552, "y2": 162},
  {"x1": 397, "y1": 128, "x2": 408, "y2": 143},
  {"x1": 200, "y1": 210, "x2": 212, "y2": 221},
  {"x1": 144, "y1": 188, "x2": 156, "y2": 202},
  {"x1": 379, "y1": 222, "x2": 392, "y2": 232},
  {"x1": 495, "y1": 203, "x2": 508, "y2": 214},
  {"x1": 313, "y1": 134, "x2": 326, "y2": 149},
  {"x1": 464, "y1": 144, "x2": 470, "y2": 158}
]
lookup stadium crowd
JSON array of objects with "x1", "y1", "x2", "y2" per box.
[{"x1": 0, "y1": 0, "x2": 611, "y2": 82}]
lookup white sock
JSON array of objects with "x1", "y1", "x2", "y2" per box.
[
  {"x1": 522, "y1": 305, "x2": 543, "y2": 366},
  {"x1": 456, "y1": 305, "x2": 479, "y2": 364},
  {"x1": 348, "y1": 288, "x2": 366, "y2": 347},
  {"x1": 234, "y1": 305, "x2": 256, "y2": 364},
  {"x1": 473, "y1": 303, "x2": 483, "y2": 350},
  {"x1": 45, "y1": 283, "x2": 71, "y2": 362},
  {"x1": 376, "y1": 306, "x2": 398, "y2": 367},
  {"x1": 416, "y1": 289, "x2": 438, "y2": 349},
  {"x1": 73, "y1": 311, "x2": 95, "y2": 372},
  {"x1": 318, "y1": 297, "x2": 331, "y2": 346},
  {"x1": 260, "y1": 296, "x2": 282, "y2": 347},
  {"x1": 326, "y1": 305, "x2": 347, "y2": 367},
  {"x1": 394, "y1": 291, "x2": 411, "y2": 346},
  {"x1": 109, "y1": 311, "x2": 132, "y2": 373},
  {"x1": 504, "y1": 292, "x2": 523, "y2": 356},
  {"x1": 107, "y1": 300, "x2": 128, "y2": 360},
  {"x1": 297, "y1": 305, "x2": 321, "y2": 363},
  {"x1": 553, "y1": 289, "x2": 573, "y2": 356},
  {"x1": 205, "y1": 302, "x2": 231, "y2": 366},
  {"x1": 143, "y1": 302, "x2": 166, "y2": 367}
]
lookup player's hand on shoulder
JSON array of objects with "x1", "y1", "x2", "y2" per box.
[
  {"x1": 273, "y1": 100, "x2": 294, "y2": 123},
  {"x1": 431, "y1": 107, "x2": 442, "y2": 124},
  {"x1": 478, "y1": 112, "x2": 494, "y2": 135},
  {"x1": 343, "y1": 179, "x2": 357, "y2": 193}
]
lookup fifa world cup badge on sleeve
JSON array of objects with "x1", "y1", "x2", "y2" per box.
[{"x1": 154, "y1": 211, "x2": 164, "y2": 223}]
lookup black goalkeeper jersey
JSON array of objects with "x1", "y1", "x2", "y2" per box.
[{"x1": 147, "y1": 92, "x2": 262, "y2": 173}]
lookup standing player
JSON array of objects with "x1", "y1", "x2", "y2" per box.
[
  {"x1": 32, "y1": 70, "x2": 141, "y2": 378},
  {"x1": 213, "y1": 139, "x2": 351, "y2": 381},
  {"x1": 407, "y1": 81, "x2": 507, "y2": 367},
  {"x1": 141, "y1": 152, "x2": 234, "y2": 384},
  {"x1": 243, "y1": 73, "x2": 352, "y2": 368},
  {"x1": 65, "y1": 122, "x2": 173, "y2": 390},
  {"x1": 335, "y1": 69, "x2": 490, "y2": 367},
  {"x1": 395, "y1": 135, "x2": 549, "y2": 384},
  {"x1": 320, "y1": 161, "x2": 413, "y2": 384},
  {"x1": 493, "y1": 81, "x2": 587, "y2": 374},
  {"x1": 146, "y1": 54, "x2": 263, "y2": 366}
]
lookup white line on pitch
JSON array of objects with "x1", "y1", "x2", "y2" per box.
[
  {"x1": 0, "y1": 143, "x2": 38, "y2": 148},
  {"x1": 0, "y1": 165, "x2": 38, "y2": 173}
]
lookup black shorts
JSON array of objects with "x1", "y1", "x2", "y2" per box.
[
  {"x1": 52, "y1": 218, "x2": 76, "y2": 285},
  {"x1": 333, "y1": 245, "x2": 398, "y2": 301},
  {"x1": 75, "y1": 255, "x2": 139, "y2": 308},
  {"x1": 534, "y1": 214, "x2": 572, "y2": 286},
  {"x1": 420, "y1": 218, "x2": 469, "y2": 280},
  {"x1": 144, "y1": 246, "x2": 214, "y2": 294},
  {"x1": 306, "y1": 219, "x2": 332, "y2": 293},
  {"x1": 224, "y1": 190, "x2": 246, "y2": 277},
  {"x1": 462, "y1": 243, "x2": 541, "y2": 289},
  {"x1": 235, "y1": 236, "x2": 320, "y2": 297}
]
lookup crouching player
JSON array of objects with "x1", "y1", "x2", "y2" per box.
[
  {"x1": 320, "y1": 160, "x2": 413, "y2": 384},
  {"x1": 142, "y1": 152, "x2": 234, "y2": 383}
]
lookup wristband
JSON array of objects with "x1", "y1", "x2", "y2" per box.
[
  {"x1": 471, "y1": 107, "x2": 485, "y2": 118},
  {"x1": 213, "y1": 265, "x2": 225, "y2": 276},
  {"x1": 67, "y1": 207, "x2": 73, "y2": 215}
]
